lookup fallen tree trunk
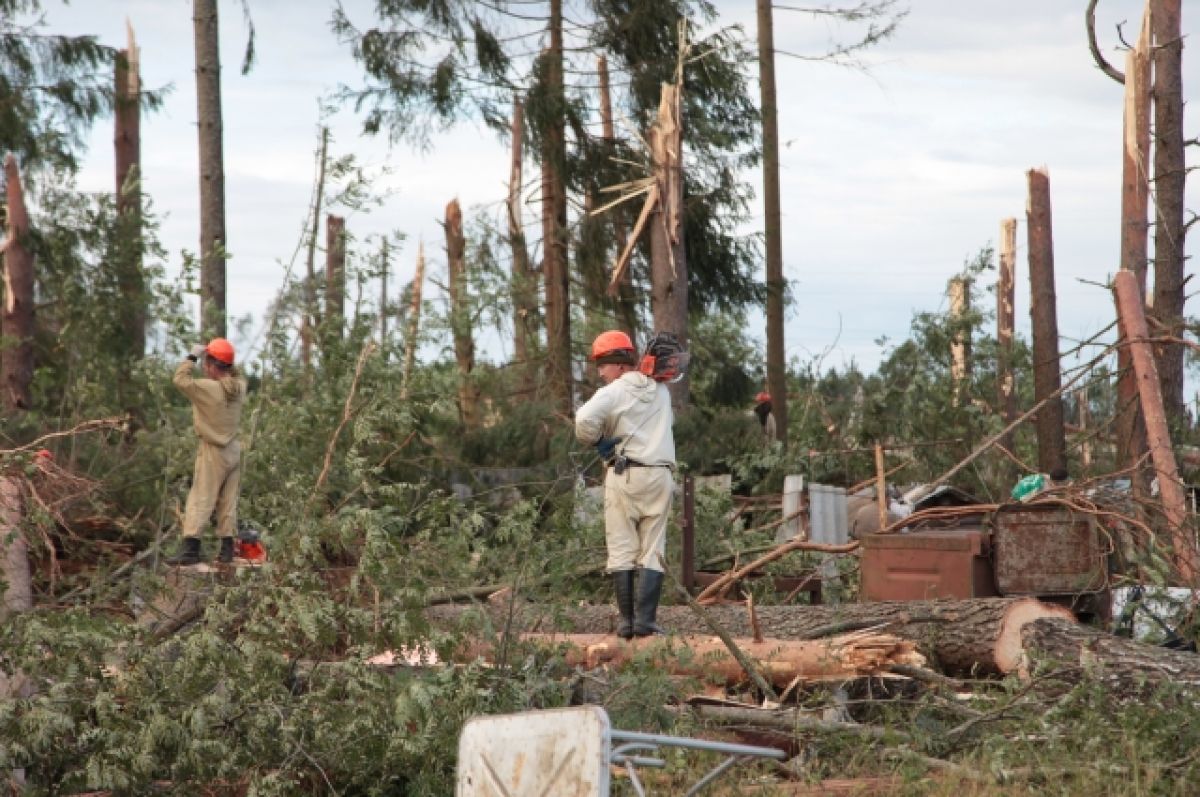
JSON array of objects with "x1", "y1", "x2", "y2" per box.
[
  {"x1": 460, "y1": 630, "x2": 925, "y2": 688},
  {"x1": 428, "y1": 597, "x2": 1076, "y2": 677},
  {"x1": 1021, "y1": 616, "x2": 1200, "y2": 695}
]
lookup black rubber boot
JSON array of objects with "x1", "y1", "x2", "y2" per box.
[
  {"x1": 613, "y1": 570, "x2": 635, "y2": 640},
  {"x1": 633, "y1": 568, "x2": 665, "y2": 637},
  {"x1": 217, "y1": 536, "x2": 235, "y2": 564},
  {"x1": 165, "y1": 537, "x2": 202, "y2": 566}
]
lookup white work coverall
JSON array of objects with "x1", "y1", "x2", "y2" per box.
[
  {"x1": 173, "y1": 360, "x2": 246, "y2": 539},
  {"x1": 575, "y1": 371, "x2": 675, "y2": 573}
]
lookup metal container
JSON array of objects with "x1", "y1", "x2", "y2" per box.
[
  {"x1": 860, "y1": 526, "x2": 997, "y2": 601},
  {"x1": 993, "y1": 504, "x2": 1108, "y2": 595}
]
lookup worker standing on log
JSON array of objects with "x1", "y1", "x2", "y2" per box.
[
  {"x1": 165, "y1": 338, "x2": 247, "y2": 566},
  {"x1": 575, "y1": 330, "x2": 683, "y2": 638}
]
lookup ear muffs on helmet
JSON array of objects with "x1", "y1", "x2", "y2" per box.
[{"x1": 639, "y1": 332, "x2": 689, "y2": 383}]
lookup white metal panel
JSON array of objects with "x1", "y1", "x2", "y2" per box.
[
  {"x1": 776, "y1": 474, "x2": 805, "y2": 543},
  {"x1": 808, "y1": 483, "x2": 848, "y2": 545},
  {"x1": 456, "y1": 706, "x2": 611, "y2": 796}
]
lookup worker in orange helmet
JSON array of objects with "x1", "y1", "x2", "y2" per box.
[
  {"x1": 753, "y1": 390, "x2": 776, "y2": 445},
  {"x1": 575, "y1": 330, "x2": 676, "y2": 638},
  {"x1": 165, "y1": 337, "x2": 247, "y2": 566}
]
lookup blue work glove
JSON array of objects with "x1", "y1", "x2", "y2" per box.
[{"x1": 595, "y1": 436, "x2": 622, "y2": 461}]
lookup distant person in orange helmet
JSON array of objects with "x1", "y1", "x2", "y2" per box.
[
  {"x1": 166, "y1": 338, "x2": 247, "y2": 566},
  {"x1": 754, "y1": 391, "x2": 776, "y2": 445}
]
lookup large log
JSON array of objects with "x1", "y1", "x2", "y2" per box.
[
  {"x1": 1021, "y1": 617, "x2": 1200, "y2": 695},
  {"x1": 460, "y1": 630, "x2": 924, "y2": 688},
  {"x1": 427, "y1": 597, "x2": 1076, "y2": 677}
]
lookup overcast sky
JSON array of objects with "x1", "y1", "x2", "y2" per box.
[{"x1": 41, "y1": 0, "x2": 1198, "y2": 379}]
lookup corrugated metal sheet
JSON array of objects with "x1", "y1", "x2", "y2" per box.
[{"x1": 808, "y1": 483, "x2": 849, "y2": 545}]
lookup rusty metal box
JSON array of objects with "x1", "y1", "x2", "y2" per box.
[
  {"x1": 860, "y1": 527, "x2": 998, "y2": 601},
  {"x1": 993, "y1": 505, "x2": 1107, "y2": 595}
]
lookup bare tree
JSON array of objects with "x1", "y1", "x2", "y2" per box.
[
  {"x1": 193, "y1": 0, "x2": 227, "y2": 337},
  {"x1": 541, "y1": 0, "x2": 572, "y2": 414},
  {"x1": 114, "y1": 23, "x2": 144, "y2": 359}
]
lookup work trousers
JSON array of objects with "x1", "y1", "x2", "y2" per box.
[
  {"x1": 603, "y1": 465, "x2": 674, "y2": 573},
  {"x1": 182, "y1": 440, "x2": 242, "y2": 539}
]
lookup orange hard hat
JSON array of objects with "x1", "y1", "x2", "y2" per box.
[
  {"x1": 755, "y1": 391, "x2": 771, "y2": 404},
  {"x1": 206, "y1": 337, "x2": 235, "y2": 365},
  {"x1": 590, "y1": 330, "x2": 635, "y2": 362}
]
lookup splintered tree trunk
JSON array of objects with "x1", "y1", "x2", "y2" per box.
[
  {"x1": 1025, "y1": 168, "x2": 1067, "y2": 476},
  {"x1": 948, "y1": 276, "x2": 970, "y2": 405},
  {"x1": 325, "y1": 215, "x2": 346, "y2": 341},
  {"x1": 597, "y1": 55, "x2": 639, "y2": 335},
  {"x1": 649, "y1": 82, "x2": 688, "y2": 406},
  {"x1": 193, "y1": 0, "x2": 227, "y2": 338},
  {"x1": 758, "y1": 0, "x2": 787, "y2": 446},
  {"x1": 2, "y1": 155, "x2": 34, "y2": 412},
  {"x1": 303, "y1": 127, "x2": 330, "y2": 375},
  {"x1": 507, "y1": 98, "x2": 536, "y2": 393},
  {"x1": 379, "y1": 238, "x2": 389, "y2": 349},
  {"x1": 1117, "y1": 13, "x2": 1151, "y2": 492},
  {"x1": 400, "y1": 242, "x2": 426, "y2": 399},
  {"x1": 541, "y1": 0, "x2": 572, "y2": 414},
  {"x1": 445, "y1": 199, "x2": 478, "y2": 429},
  {"x1": 114, "y1": 25, "x2": 145, "y2": 360},
  {"x1": 428, "y1": 597, "x2": 1077, "y2": 677},
  {"x1": 997, "y1": 218, "x2": 1018, "y2": 464},
  {"x1": 1149, "y1": 0, "x2": 1187, "y2": 426}
]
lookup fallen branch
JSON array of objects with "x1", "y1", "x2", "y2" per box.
[{"x1": 696, "y1": 537, "x2": 859, "y2": 604}]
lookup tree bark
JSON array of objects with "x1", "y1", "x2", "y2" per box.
[
  {"x1": 507, "y1": 98, "x2": 536, "y2": 394},
  {"x1": 1116, "y1": 16, "x2": 1151, "y2": 493},
  {"x1": 400, "y1": 242, "x2": 426, "y2": 399},
  {"x1": 193, "y1": 0, "x2": 227, "y2": 338},
  {"x1": 114, "y1": 26, "x2": 145, "y2": 360},
  {"x1": 1022, "y1": 617, "x2": 1200, "y2": 696},
  {"x1": 2, "y1": 154, "x2": 34, "y2": 412},
  {"x1": 325, "y1": 215, "x2": 346, "y2": 341},
  {"x1": 540, "y1": 0, "x2": 572, "y2": 414},
  {"x1": 997, "y1": 218, "x2": 1018, "y2": 466},
  {"x1": 0, "y1": 475, "x2": 31, "y2": 618},
  {"x1": 1113, "y1": 270, "x2": 1196, "y2": 585},
  {"x1": 302, "y1": 127, "x2": 330, "y2": 375},
  {"x1": 1025, "y1": 168, "x2": 1067, "y2": 476},
  {"x1": 648, "y1": 82, "x2": 688, "y2": 406},
  {"x1": 445, "y1": 199, "x2": 478, "y2": 429},
  {"x1": 597, "y1": 55, "x2": 639, "y2": 336},
  {"x1": 428, "y1": 597, "x2": 1077, "y2": 677},
  {"x1": 948, "y1": 277, "x2": 969, "y2": 405},
  {"x1": 758, "y1": 0, "x2": 787, "y2": 446},
  {"x1": 1149, "y1": 0, "x2": 1186, "y2": 427}
]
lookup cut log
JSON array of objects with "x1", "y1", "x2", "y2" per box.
[
  {"x1": 459, "y1": 630, "x2": 924, "y2": 688},
  {"x1": 428, "y1": 597, "x2": 1077, "y2": 677},
  {"x1": 1021, "y1": 616, "x2": 1200, "y2": 694}
]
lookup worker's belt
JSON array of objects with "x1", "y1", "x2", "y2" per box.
[{"x1": 624, "y1": 459, "x2": 673, "y2": 469}]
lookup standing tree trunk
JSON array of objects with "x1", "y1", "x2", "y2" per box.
[
  {"x1": 400, "y1": 242, "x2": 426, "y2": 399},
  {"x1": 948, "y1": 276, "x2": 970, "y2": 405},
  {"x1": 1149, "y1": 0, "x2": 1187, "y2": 426},
  {"x1": 446, "y1": 199, "x2": 478, "y2": 429},
  {"x1": 114, "y1": 24, "x2": 145, "y2": 360},
  {"x1": 1025, "y1": 168, "x2": 1067, "y2": 476},
  {"x1": 597, "y1": 54, "x2": 639, "y2": 336},
  {"x1": 325, "y1": 215, "x2": 346, "y2": 342},
  {"x1": 757, "y1": 0, "x2": 787, "y2": 446},
  {"x1": 193, "y1": 0, "x2": 227, "y2": 338},
  {"x1": 648, "y1": 82, "x2": 688, "y2": 407},
  {"x1": 997, "y1": 218, "x2": 1018, "y2": 466},
  {"x1": 379, "y1": 237, "x2": 389, "y2": 352},
  {"x1": 540, "y1": 0, "x2": 572, "y2": 414},
  {"x1": 1, "y1": 154, "x2": 33, "y2": 618},
  {"x1": 302, "y1": 127, "x2": 330, "y2": 375},
  {"x1": 2, "y1": 155, "x2": 34, "y2": 412},
  {"x1": 507, "y1": 98, "x2": 536, "y2": 394},
  {"x1": 1117, "y1": 15, "x2": 1152, "y2": 494}
]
